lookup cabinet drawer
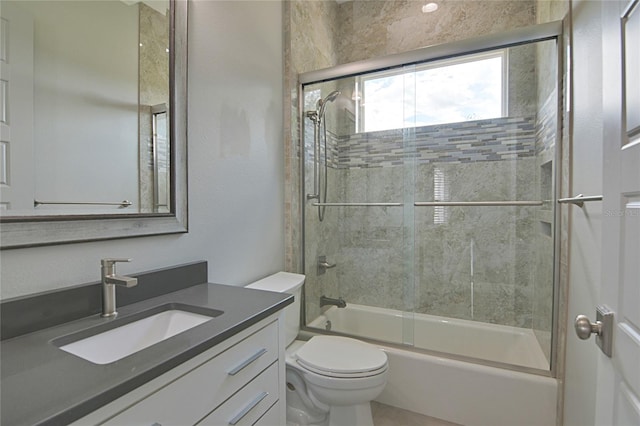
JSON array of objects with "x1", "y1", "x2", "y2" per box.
[
  {"x1": 104, "y1": 321, "x2": 278, "y2": 426},
  {"x1": 197, "y1": 362, "x2": 278, "y2": 426},
  {"x1": 253, "y1": 400, "x2": 283, "y2": 426}
]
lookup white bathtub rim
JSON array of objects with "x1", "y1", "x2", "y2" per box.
[
  {"x1": 306, "y1": 303, "x2": 551, "y2": 373},
  {"x1": 299, "y1": 325, "x2": 553, "y2": 378}
]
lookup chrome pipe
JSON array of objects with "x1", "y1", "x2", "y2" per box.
[
  {"x1": 34, "y1": 199, "x2": 132, "y2": 208},
  {"x1": 414, "y1": 201, "x2": 544, "y2": 207},
  {"x1": 312, "y1": 202, "x2": 404, "y2": 207},
  {"x1": 557, "y1": 194, "x2": 603, "y2": 208},
  {"x1": 306, "y1": 110, "x2": 321, "y2": 201}
]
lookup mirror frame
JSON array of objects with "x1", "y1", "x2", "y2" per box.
[{"x1": 0, "y1": 0, "x2": 188, "y2": 249}]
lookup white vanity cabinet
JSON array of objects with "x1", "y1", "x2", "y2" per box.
[{"x1": 72, "y1": 313, "x2": 286, "y2": 426}]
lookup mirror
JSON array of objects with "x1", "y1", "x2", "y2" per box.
[{"x1": 0, "y1": 0, "x2": 188, "y2": 248}]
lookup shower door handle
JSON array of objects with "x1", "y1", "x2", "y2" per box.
[{"x1": 574, "y1": 305, "x2": 613, "y2": 357}]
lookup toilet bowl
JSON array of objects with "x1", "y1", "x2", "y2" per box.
[{"x1": 246, "y1": 272, "x2": 388, "y2": 426}]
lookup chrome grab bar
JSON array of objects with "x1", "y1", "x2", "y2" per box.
[
  {"x1": 34, "y1": 199, "x2": 132, "y2": 208},
  {"x1": 311, "y1": 202, "x2": 404, "y2": 207},
  {"x1": 308, "y1": 197, "x2": 603, "y2": 208},
  {"x1": 414, "y1": 201, "x2": 544, "y2": 207},
  {"x1": 557, "y1": 194, "x2": 603, "y2": 208}
]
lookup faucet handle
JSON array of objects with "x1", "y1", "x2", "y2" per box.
[{"x1": 101, "y1": 258, "x2": 132, "y2": 267}]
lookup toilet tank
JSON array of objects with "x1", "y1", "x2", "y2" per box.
[{"x1": 246, "y1": 272, "x2": 305, "y2": 346}]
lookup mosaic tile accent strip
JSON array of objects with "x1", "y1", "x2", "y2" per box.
[{"x1": 322, "y1": 116, "x2": 537, "y2": 169}]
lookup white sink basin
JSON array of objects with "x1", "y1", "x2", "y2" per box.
[{"x1": 59, "y1": 310, "x2": 213, "y2": 364}]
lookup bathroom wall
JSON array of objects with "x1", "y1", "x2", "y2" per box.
[
  {"x1": 334, "y1": 0, "x2": 536, "y2": 64},
  {"x1": 0, "y1": 0, "x2": 285, "y2": 299},
  {"x1": 561, "y1": 0, "x2": 603, "y2": 423}
]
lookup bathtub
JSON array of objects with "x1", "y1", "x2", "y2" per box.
[{"x1": 306, "y1": 303, "x2": 557, "y2": 426}]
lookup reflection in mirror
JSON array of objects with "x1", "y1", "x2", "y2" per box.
[
  {"x1": 0, "y1": 0, "x2": 188, "y2": 248},
  {"x1": 0, "y1": 0, "x2": 170, "y2": 216}
]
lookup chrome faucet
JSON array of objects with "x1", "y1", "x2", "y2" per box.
[
  {"x1": 320, "y1": 295, "x2": 346, "y2": 308},
  {"x1": 101, "y1": 258, "x2": 138, "y2": 318}
]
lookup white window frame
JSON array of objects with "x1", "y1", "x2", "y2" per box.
[{"x1": 355, "y1": 49, "x2": 509, "y2": 133}]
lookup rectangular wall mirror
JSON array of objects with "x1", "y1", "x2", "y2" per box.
[{"x1": 0, "y1": 0, "x2": 188, "y2": 249}]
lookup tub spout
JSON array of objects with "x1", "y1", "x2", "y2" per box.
[{"x1": 320, "y1": 295, "x2": 346, "y2": 308}]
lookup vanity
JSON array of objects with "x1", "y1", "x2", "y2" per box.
[{"x1": 0, "y1": 262, "x2": 292, "y2": 425}]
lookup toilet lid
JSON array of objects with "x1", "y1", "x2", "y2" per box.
[{"x1": 295, "y1": 336, "x2": 388, "y2": 376}]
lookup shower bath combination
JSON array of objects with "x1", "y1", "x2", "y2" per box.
[
  {"x1": 306, "y1": 90, "x2": 341, "y2": 222},
  {"x1": 296, "y1": 15, "x2": 565, "y2": 426},
  {"x1": 300, "y1": 22, "x2": 562, "y2": 378}
]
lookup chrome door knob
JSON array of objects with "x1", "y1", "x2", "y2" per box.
[
  {"x1": 575, "y1": 314, "x2": 602, "y2": 340},
  {"x1": 574, "y1": 307, "x2": 614, "y2": 357}
]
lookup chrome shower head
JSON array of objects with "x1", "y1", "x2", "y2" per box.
[
  {"x1": 318, "y1": 90, "x2": 341, "y2": 118},
  {"x1": 323, "y1": 90, "x2": 341, "y2": 103}
]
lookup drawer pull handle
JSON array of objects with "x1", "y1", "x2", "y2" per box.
[
  {"x1": 227, "y1": 348, "x2": 267, "y2": 376},
  {"x1": 228, "y1": 391, "x2": 269, "y2": 425}
]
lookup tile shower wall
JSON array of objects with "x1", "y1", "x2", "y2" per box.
[
  {"x1": 285, "y1": 0, "x2": 340, "y2": 280},
  {"x1": 286, "y1": 0, "x2": 538, "y2": 271},
  {"x1": 333, "y1": 117, "x2": 537, "y2": 168},
  {"x1": 328, "y1": 118, "x2": 538, "y2": 326}
]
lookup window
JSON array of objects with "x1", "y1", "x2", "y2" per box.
[
  {"x1": 433, "y1": 167, "x2": 450, "y2": 224},
  {"x1": 357, "y1": 50, "x2": 507, "y2": 133}
]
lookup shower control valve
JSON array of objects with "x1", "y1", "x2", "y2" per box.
[{"x1": 317, "y1": 255, "x2": 336, "y2": 275}]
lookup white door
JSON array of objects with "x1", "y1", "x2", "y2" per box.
[
  {"x1": 0, "y1": 2, "x2": 35, "y2": 213},
  {"x1": 595, "y1": 0, "x2": 640, "y2": 424}
]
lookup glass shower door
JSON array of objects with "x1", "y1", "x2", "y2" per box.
[
  {"x1": 301, "y1": 34, "x2": 559, "y2": 373},
  {"x1": 409, "y1": 39, "x2": 558, "y2": 370},
  {"x1": 301, "y1": 76, "x2": 415, "y2": 346}
]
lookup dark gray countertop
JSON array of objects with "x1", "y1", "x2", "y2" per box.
[{"x1": 0, "y1": 283, "x2": 292, "y2": 426}]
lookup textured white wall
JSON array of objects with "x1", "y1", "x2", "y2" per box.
[
  {"x1": 0, "y1": 0, "x2": 284, "y2": 299},
  {"x1": 562, "y1": 0, "x2": 603, "y2": 424}
]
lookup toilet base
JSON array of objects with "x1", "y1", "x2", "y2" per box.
[
  {"x1": 328, "y1": 403, "x2": 374, "y2": 426},
  {"x1": 285, "y1": 402, "x2": 373, "y2": 426}
]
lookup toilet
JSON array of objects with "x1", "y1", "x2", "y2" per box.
[{"x1": 246, "y1": 272, "x2": 388, "y2": 426}]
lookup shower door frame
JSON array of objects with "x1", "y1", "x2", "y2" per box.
[{"x1": 298, "y1": 20, "x2": 565, "y2": 378}]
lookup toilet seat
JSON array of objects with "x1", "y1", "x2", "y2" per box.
[{"x1": 295, "y1": 336, "x2": 388, "y2": 378}]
